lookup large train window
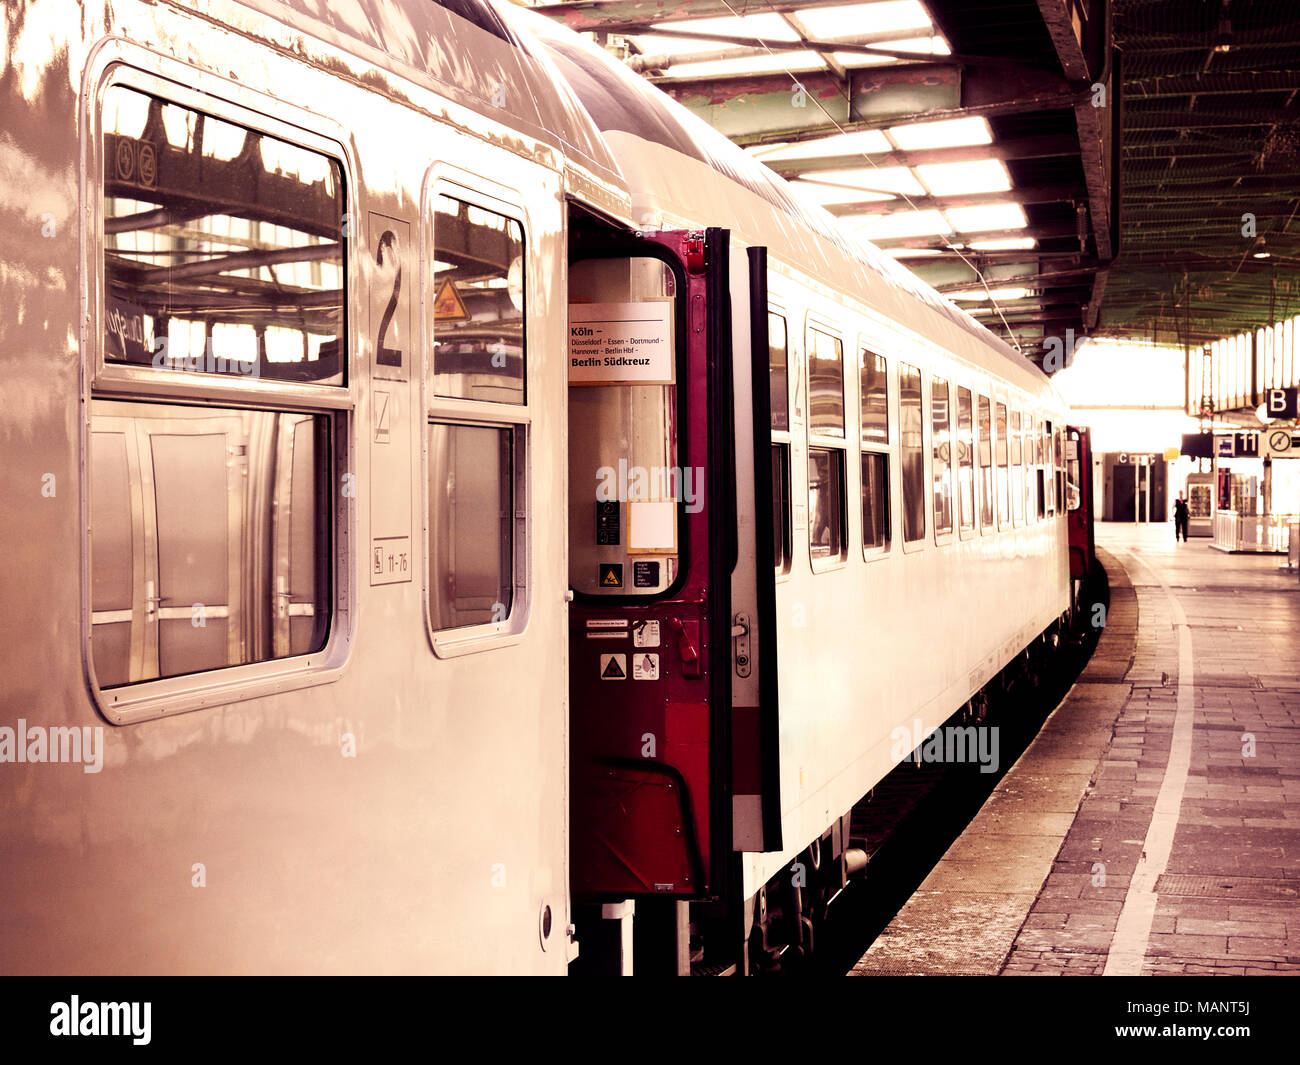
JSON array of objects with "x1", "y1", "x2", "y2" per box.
[
  {"x1": 900, "y1": 363, "x2": 926, "y2": 543},
  {"x1": 977, "y1": 395, "x2": 993, "y2": 531},
  {"x1": 1036, "y1": 418, "x2": 1047, "y2": 520},
  {"x1": 956, "y1": 388, "x2": 975, "y2": 532},
  {"x1": 1045, "y1": 420, "x2": 1056, "y2": 516},
  {"x1": 995, "y1": 402, "x2": 1009, "y2": 528},
  {"x1": 91, "y1": 81, "x2": 345, "y2": 717},
  {"x1": 431, "y1": 198, "x2": 525, "y2": 403},
  {"x1": 860, "y1": 350, "x2": 890, "y2": 554},
  {"x1": 773, "y1": 443, "x2": 792, "y2": 572},
  {"x1": 1010, "y1": 409, "x2": 1024, "y2": 525},
  {"x1": 808, "y1": 449, "x2": 847, "y2": 561},
  {"x1": 569, "y1": 256, "x2": 680, "y2": 596},
  {"x1": 770, "y1": 313, "x2": 789, "y2": 430},
  {"x1": 807, "y1": 327, "x2": 845, "y2": 437},
  {"x1": 103, "y1": 86, "x2": 344, "y2": 384},
  {"x1": 771, "y1": 311, "x2": 792, "y2": 574},
  {"x1": 427, "y1": 423, "x2": 517, "y2": 630},
  {"x1": 931, "y1": 375, "x2": 953, "y2": 538}
]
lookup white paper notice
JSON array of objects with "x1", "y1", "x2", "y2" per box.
[{"x1": 569, "y1": 301, "x2": 673, "y2": 384}]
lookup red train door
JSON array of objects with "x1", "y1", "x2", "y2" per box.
[
  {"x1": 567, "y1": 227, "x2": 733, "y2": 900},
  {"x1": 1066, "y1": 425, "x2": 1096, "y2": 580}
]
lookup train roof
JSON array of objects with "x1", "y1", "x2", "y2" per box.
[
  {"x1": 236, "y1": 0, "x2": 626, "y2": 196},
  {"x1": 506, "y1": 4, "x2": 1058, "y2": 401}
]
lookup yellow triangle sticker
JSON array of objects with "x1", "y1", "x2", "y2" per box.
[{"x1": 433, "y1": 278, "x2": 469, "y2": 322}]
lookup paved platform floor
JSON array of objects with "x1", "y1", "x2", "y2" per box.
[{"x1": 853, "y1": 524, "x2": 1300, "y2": 976}]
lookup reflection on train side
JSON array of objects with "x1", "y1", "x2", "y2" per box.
[{"x1": 89, "y1": 399, "x2": 331, "y2": 687}]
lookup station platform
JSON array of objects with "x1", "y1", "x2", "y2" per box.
[{"x1": 853, "y1": 524, "x2": 1300, "y2": 976}]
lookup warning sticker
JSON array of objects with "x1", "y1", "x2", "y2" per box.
[
  {"x1": 599, "y1": 563, "x2": 623, "y2": 588},
  {"x1": 633, "y1": 560, "x2": 661, "y2": 587},
  {"x1": 596, "y1": 500, "x2": 621, "y2": 546},
  {"x1": 633, "y1": 619, "x2": 660, "y2": 648},
  {"x1": 600, "y1": 654, "x2": 627, "y2": 680},
  {"x1": 568, "y1": 300, "x2": 673, "y2": 385},
  {"x1": 632, "y1": 653, "x2": 659, "y2": 681},
  {"x1": 433, "y1": 278, "x2": 469, "y2": 321}
]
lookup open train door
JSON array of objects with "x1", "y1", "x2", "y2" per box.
[
  {"x1": 566, "y1": 227, "x2": 734, "y2": 909},
  {"x1": 1066, "y1": 425, "x2": 1096, "y2": 586}
]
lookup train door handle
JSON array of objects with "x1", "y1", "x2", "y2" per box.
[
  {"x1": 668, "y1": 617, "x2": 702, "y2": 678},
  {"x1": 732, "y1": 613, "x2": 751, "y2": 678}
]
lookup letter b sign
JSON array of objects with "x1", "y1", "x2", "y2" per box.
[{"x1": 1266, "y1": 387, "x2": 1298, "y2": 420}]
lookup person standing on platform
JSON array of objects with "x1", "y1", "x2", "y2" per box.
[{"x1": 1173, "y1": 492, "x2": 1189, "y2": 542}]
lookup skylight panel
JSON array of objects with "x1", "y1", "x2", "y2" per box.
[
  {"x1": 799, "y1": 2, "x2": 933, "y2": 38},
  {"x1": 889, "y1": 117, "x2": 992, "y2": 151},
  {"x1": 665, "y1": 52, "x2": 823, "y2": 78},
  {"x1": 649, "y1": 14, "x2": 802, "y2": 43},
  {"x1": 790, "y1": 180, "x2": 895, "y2": 207},
  {"x1": 916, "y1": 158, "x2": 1011, "y2": 195},
  {"x1": 968, "y1": 237, "x2": 1037, "y2": 250},
  {"x1": 757, "y1": 129, "x2": 892, "y2": 162},
  {"x1": 809, "y1": 166, "x2": 924, "y2": 196},
  {"x1": 947, "y1": 287, "x2": 1031, "y2": 302},
  {"x1": 946, "y1": 203, "x2": 1028, "y2": 233},
  {"x1": 853, "y1": 209, "x2": 951, "y2": 240}
]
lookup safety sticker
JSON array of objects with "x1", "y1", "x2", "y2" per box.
[
  {"x1": 633, "y1": 560, "x2": 660, "y2": 587},
  {"x1": 600, "y1": 653, "x2": 627, "y2": 680},
  {"x1": 632, "y1": 653, "x2": 659, "y2": 681},
  {"x1": 632, "y1": 619, "x2": 660, "y2": 648},
  {"x1": 599, "y1": 563, "x2": 623, "y2": 588},
  {"x1": 433, "y1": 278, "x2": 469, "y2": 321}
]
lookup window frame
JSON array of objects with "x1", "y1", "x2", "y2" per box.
[
  {"x1": 956, "y1": 385, "x2": 976, "y2": 539},
  {"x1": 899, "y1": 360, "x2": 928, "y2": 552},
  {"x1": 423, "y1": 171, "x2": 534, "y2": 658},
  {"x1": 805, "y1": 314, "x2": 849, "y2": 570},
  {"x1": 930, "y1": 372, "x2": 954, "y2": 545},
  {"x1": 770, "y1": 301, "x2": 794, "y2": 579},
  {"x1": 858, "y1": 343, "x2": 892, "y2": 562},
  {"x1": 977, "y1": 393, "x2": 994, "y2": 534},
  {"x1": 995, "y1": 399, "x2": 1010, "y2": 531},
  {"x1": 83, "y1": 58, "x2": 355, "y2": 725}
]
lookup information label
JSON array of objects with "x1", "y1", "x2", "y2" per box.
[{"x1": 569, "y1": 301, "x2": 673, "y2": 384}]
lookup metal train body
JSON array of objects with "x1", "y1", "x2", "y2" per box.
[{"x1": 0, "y1": 0, "x2": 1074, "y2": 974}]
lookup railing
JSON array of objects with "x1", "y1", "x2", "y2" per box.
[{"x1": 1212, "y1": 510, "x2": 1297, "y2": 554}]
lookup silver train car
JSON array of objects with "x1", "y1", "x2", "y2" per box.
[{"x1": 0, "y1": 0, "x2": 1082, "y2": 975}]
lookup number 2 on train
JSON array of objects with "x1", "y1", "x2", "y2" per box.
[{"x1": 375, "y1": 228, "x2": 402, "y2": 367}]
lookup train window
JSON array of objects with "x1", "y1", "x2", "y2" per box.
[
  {"x1": 995, "y1": 402, "x2": 1009, "y2": 528},
  {"x1": 1066, "y1": 431, "x2": 1083, "y2": 511},
  {"x1": 957, "y1": 388, "x2": 975, "y2": 531},
  {"x1": 89, "y1": 400, "x2": 331, "y2": 687},
  {"x1": 569, "y1": 256, "x2": 680, "y2": 596},
  {"x1": 773, "y1": 443, "x2": 792, "y2": 572},
  {"x1": 770, "y1": 313, "x2": 789, "y2": 431},
  {"x1": 808, "y1": 448, "x2": 847, "y2": 562},
  {"x1": 931, "y1": 375, "x2": 953, "y2": 537},
  {"x1": 1010, "y1": 410, "x2": 1024, "y2": 525},
  {"x1": 103, "y1": 86, "x2": 345, "y2": 385},
  {"x1": 900, "y1": 363, "x2": 925, "y2": 543},
  {"x1": 860, "y1": 350, "x2": 888, "y2": 445},
  {"x1": 432, "y1": 197, "x2": 525, "y2": 403},
  {"x1": 1036, "y1": 418, "x2": 1047, "y2": 520},
  {"x1": 1045, "y1": 421, "x2": 1055, "y2": 515},
  {"x1": 862, "y1": 452, "x2": 890, "y2": 552},
  {"x1": 977, "y1": 395, "x2": 993, "y2": 531},
  {"x1": 807, "y1": 327, "x2": 845, "y2": 438},
  {"x1": 428, "y1": 423, "x2": 516, "y2": 630}
]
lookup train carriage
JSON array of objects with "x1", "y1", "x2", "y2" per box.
[{"x1": 0, "y1": 0, "x2": 1087, "y2": 975}]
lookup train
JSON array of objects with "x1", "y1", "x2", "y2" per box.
[{"x1": 0, "y1": 0, "x2": 1096, "y2": 975}]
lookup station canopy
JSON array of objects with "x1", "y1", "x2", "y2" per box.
[{"x1": 533, "y1": 0, "x2": 1300, "y2": 377}]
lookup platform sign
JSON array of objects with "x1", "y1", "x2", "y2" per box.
[
  {"x1": 1263, "y1": 427, "x2": 1300, "y2": 458},
  {"x1": 568, "y1": 300, "x2": 673, "y2": 385},
  {"x1": 1215, "y1": 432, "x2": 1258, "y2": 458},
  {"x1": 1265, "y1": 386, "x2": 1298, "y2": 420}
]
